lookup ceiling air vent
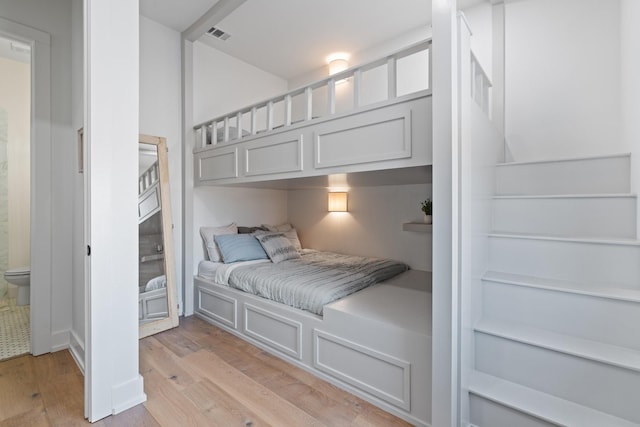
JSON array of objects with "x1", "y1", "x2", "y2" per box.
[{"x1": 206, "y1": 26, "x2": 231, "y2": 41}]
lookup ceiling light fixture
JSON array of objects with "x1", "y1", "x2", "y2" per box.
[{"x1": 326, "y1": 52, "x2": 350, "y2": 77}]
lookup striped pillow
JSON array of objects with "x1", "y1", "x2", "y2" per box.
[
  {"x1": 214, "y1": 234, "x2": 268, "y2": 264},
  {"x1": 256, "y1": 233, "x2": 301, "y2": 263}
]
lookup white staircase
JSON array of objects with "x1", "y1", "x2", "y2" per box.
[{"x1": 469, "y1": 153, "x2": 640, "y2": 427}]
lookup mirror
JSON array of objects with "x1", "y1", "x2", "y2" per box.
[{"x1": 138, "y1": 134, "x2": 178, "y2": 338}]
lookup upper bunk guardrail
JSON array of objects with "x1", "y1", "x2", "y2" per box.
[
  {"x1": 470, "y1": 51, "x2": 492, "y2": 117},
  {"x1": 193, "y1": 38, "x2": 433, "y2": 149},
  {"x1": 139, "y1": 162, "x2": 159, "y2": 195}
]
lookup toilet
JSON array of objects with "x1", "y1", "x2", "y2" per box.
[{"x1": 4, "y1": 267, "x2": 30, "y2": 306}]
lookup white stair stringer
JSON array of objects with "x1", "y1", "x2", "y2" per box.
[
  {"x1": 475, "y1": 321, "x2": 640, "y2": 424},
  {"x1": 482, "y1": 272, "x2": 640, "y2": 350},
  {"x1": 469, "y1": 371, "x2": 640, "y2": 427},
  {"x1": 488, "y1": 233, "x2": 640, "y2": 288},
  {"x1": 495, "y1": 153, "x2": 630, "y2": 196},
  {"x1": 492, "y1": 194, "x2": 637, "y2": 238}
]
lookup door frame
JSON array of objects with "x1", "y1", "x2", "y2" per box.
[{"x1": 0, "y1": 17, "x2": 52, "y2": 356}]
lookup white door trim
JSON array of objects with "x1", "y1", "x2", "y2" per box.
[{"x1": 0, "y1": 17, "x2": 53, "y2": 356}]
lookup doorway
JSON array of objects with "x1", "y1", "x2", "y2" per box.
[{"x1": 0, "y1": 35, "x2": 31, "y2": 361}]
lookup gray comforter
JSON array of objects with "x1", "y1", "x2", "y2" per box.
[{"x1": 223, "y1": 250, "x2": 408, "y2": 315}]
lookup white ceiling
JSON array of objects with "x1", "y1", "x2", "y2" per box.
[{"x1": 139, "y1": 0, "x2": 486, "y2": 80}]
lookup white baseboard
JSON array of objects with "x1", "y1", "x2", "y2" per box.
[
  {"x1": 111, "y1": 374, "x2": 146, "y2": 415},
  {"x1": 69, "y1": 329, "x2": 85, "y2": 374},
  {"x1": 51, "y1": 329, "x2": 70, "y2": 352}
]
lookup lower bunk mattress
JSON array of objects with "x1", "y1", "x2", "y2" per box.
[{"x1": 198, "y1": 249, "x2": 408, "y2": 315}]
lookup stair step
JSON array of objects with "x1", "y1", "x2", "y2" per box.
[
  {"x1": 483, "y1": 271, "x2": 640, "y2": 303},
  {"x1": 475, "y1": 327, "x2": 640, "y2": 422},
  {"x1": 475, "y1": 319, "x2": 640, "y2": 372},
  {"x1": 488, "y1": 233, "x2": 640, "y2": 287},
  {"x1": 492, "y1": 194, "x2": 637, "y2": 238},
  {"x1": 469, "y1": 371, "x2": 639, "y2": 427},
  {"x1": 496, "y1": 153, "x2": 630, "y2": 196},
  {"x1": 482, "y1": 273, "x2": 640, "y2": 351}
]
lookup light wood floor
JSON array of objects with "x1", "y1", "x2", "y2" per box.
[{"x1": 0, "y1": 316, "x2": 412, "y2": 426}]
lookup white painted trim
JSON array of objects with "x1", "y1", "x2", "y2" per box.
[
  {"x1": 0, "y1": 16, "x2": 53, "y2": 357},
  {"x1": 489, "y1": 232, "x2": 640, "y2": 246},
  {"x1": 51, "y1": 329, "x2": 70, "y2": 352},
  {"x1": 244, "y1": 303, "x2": 302, "y2": 359},
  {"x1": 313, "y1": 329, "x2": 412, "y2": 411},
  {"x1": 493, "y1": 193, "x2": 637, "y2": 200},
  {"x1": 181, "y1": 38, "x2": 195, "y2": 316},
  {"x1": 431, "y1": 1, "x2": 461, "y2": 425},
  {"x1": 111, "y1": 375, "x2": 147, "y2": 415},
  {"x1": 69, "y1": 329, "x2": 86, "y2": 374},
  {"x1": 496, "y1": 152, "x2": 632, "y2": 167}
]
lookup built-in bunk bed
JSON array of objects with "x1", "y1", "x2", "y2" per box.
[
  {"x1": 192, "y1": 40, "x2": 433, "y2": 427},
  {"x1": 138, "y1": 162, "x2": 169, "y2": 324}
]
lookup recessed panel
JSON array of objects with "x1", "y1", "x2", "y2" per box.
[
  {"x1": 244, "y1": 304, "x2": 302, "y2": 359},
  {"x1": 197, "y1": 288, "x2": 237, "y2": 329},
  {"x1": 245, "y1": 137, "x2": 303, "y2": 176},
  {"x1": 198, "y1": 149, "x2": 238, "y2": 181}
]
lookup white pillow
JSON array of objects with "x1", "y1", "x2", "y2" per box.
[
  {"x1": 262, "y1": 222, "x2": 293, "y2": 232},
  {"x1": 200, "y1": 223, "x2": 237, "y2": 261}
]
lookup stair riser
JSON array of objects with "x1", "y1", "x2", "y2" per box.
[
  {"x1": 496, "y1": 156, "x2": 630, "y2": 196},
  {"x1": 470, "y1": 395, "x2": 560, "y2": 427},
  {"x1": 475, "y1": 333, "x2": 640, "y2": 423},
  {"x1": 482, "y1": 281, "x2": 640, "y2": 350},
  {"x1": 489, "y1": 237, "x2": 640, "y2": 288},
  {"x1": 492, "y1": 197, "x2": 637, "y2": 238}
]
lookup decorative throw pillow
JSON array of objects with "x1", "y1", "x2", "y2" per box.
[
  {"x1": 262, "y1": 222, "x2": 293, "y2": 232},
  {"x1": 214, "y1": 234, "x2": 268, "y2": 263},
  {"x1": 200, "y1": 223, "x2": 237, "y2": 262},
  {"x1": 256, "y1": 233, "x2": 301, "y2": 263},
  {"x1": 254, "y1": 228, "x2": 302, "y2": 252}
]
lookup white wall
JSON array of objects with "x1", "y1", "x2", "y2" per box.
[
  {"x1": 621, "y1": 0, "x2": 640, "y2": 238},
  {"x1": 288, "y1": 184, "x2": 431, "y2": 271},
  {"x1": 139, "y1": 16, "x2": 183, "y2": 312},
  {"x1": 0, "y1": 0, "x2": 75, "y2": 351},
  {"x1": 192, "y1": 187, "x2": 288, "y2": 269},
  {"x1": 464, "y1": 1, "x2": 493, "y2": 80},
  {"x1": 504, "y1": 0, "x2": 623, "y2": 161},
  {"x1": 192, "y1": 41, "x2": 288, "y2": 125}
]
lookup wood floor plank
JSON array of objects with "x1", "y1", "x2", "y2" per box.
[
  {"x1": 0, "y1": 356, "x2": 44, "y2": 422},
  {"x1": 184, "y1": 349, "x2": 326, "y2": 427},
  {"x1": 152, "y1": 326, "x2": 202, "y2": 358},
  {"x1": 0, "y1": 407, "x2": 50, "y2": 427},
  {"x1": 182, "y1": 378, "x2": 271, "y2": 427},
  {"x1": 142, "y1": 368, "x2": 215, "y2": 427},
  {"x1": 139, "y1": 336, "x2": 198, "y2": 390},
  {"x1": 93, "y1": 404, "x2": 161, "y2": 427}
]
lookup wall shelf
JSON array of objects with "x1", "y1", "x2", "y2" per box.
[{"x1": 402, "y1": 222, "x2": 432, "y2": 232}]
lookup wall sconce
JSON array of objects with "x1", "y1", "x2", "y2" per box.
[
  {"x1": 328, "y1": 58, "x2": 349, "y2": 76},
  {"x1": 327, "y1": 53, "x2": 350, "y2": 85},
  {"x1": 328, "y1": 192, "x2": 348, "y2": 212}
]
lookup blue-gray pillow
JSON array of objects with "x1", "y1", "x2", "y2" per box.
[
  {"x1": 255, "y1": 233, "x2": 301, "y2": 263},
  {"x1": 214, "y1": 234, "x2": 268, "y2": 263}
]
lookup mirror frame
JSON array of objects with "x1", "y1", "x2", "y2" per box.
[{"x1": 139, "y1": 134, "x2": 179, "y2": 338}]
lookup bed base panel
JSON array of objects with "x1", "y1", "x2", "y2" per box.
[{"x1": 194, "y1": 276, "x2": 431, "y2": 427}]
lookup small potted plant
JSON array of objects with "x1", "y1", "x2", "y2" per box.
[{"x1": 420, "y1": 199, "x2": 432, "y2": 224}]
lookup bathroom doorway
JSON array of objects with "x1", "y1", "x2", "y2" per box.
[{"x1": 0, "y1": 34, "x2": 31, "y2": 361}]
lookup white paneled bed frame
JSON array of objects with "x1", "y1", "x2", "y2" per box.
[
  {"x1": 193, "y1": 40, "x2": 433, "y2": 187},
  {"x1": 191, "y1": 39, "x2": 435, "y2": 426},
  {"x1": 194, "y1": 270, "x2": 431, "y2": 426}
]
